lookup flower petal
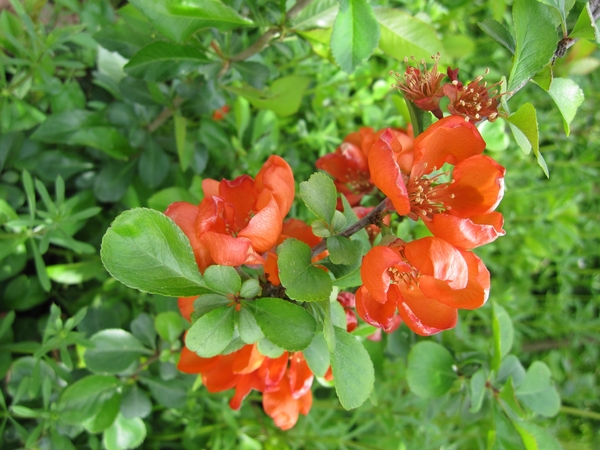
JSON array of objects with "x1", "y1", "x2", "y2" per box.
[
  {"x1": 369, "y1": 129, "x2": 411, "y2": 215},
  {"x1": 229, "y1": 372, "x2": 263, "y2": 410},
  {"x1": 254, "y1": 155, "x2": 295, "y2": 217},
  {"x1": 263, "y1": 373, "x2": 301, "y2": 430},
  {"x1": 177, "y1": 346, "x2": 219, "y2": 374},
  {"x1": 178, "y1": 297, "x2": 197, "y2": 322},
  {"x1": 201, "y1": 231, "x2": 264, "y2": 266},
  {"x1": 355, "y1": 285, "x2": 398, "y2": 330},
  {"x1": 361, "y1": 246, "x2": 406, "y2": 304},
  {"x1": 396, "y1": 286, "x2": 458, "y2": 336},
  {"x1": 424, "y1": 212, "x2": 505, "y2": 249},
  {"x1": 238, "y1": 194, "x2": 283, "y2": 253}
]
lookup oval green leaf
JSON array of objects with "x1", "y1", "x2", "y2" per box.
[{"x1": 406, "y1": 341, "x2": 457, "y2": 398}]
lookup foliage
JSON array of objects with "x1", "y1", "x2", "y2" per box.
[{"x1": 1, "y1": 0, "x2": 599, "y2": 448}]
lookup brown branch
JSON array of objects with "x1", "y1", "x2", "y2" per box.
[
  {"x1": 147, "y1": 96, "x2": 185, "y2": 133},
  {"x1": 310, "y1": 199, "x2": 391, "y2": 259}
]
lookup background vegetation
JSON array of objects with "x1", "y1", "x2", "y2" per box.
[{"x1": 0, "y1": 0, "x2": 598, "y2": 448}]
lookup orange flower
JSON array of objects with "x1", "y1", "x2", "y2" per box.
[
  {"x1": 316, "y1": 127, "x2": 413, "y2": 207},
  {"x1": 369, "y1": 116, "x2": 505, "y2": 248},
  {"x1": 443, "y1": 68, "x2": 501, "y2": 122},
  {"x1": 165, "y1": 156, "x2": 295, "y2": 271},
  {"x1": 356, "y1": 237, "x2": 489, "y2": 336}
]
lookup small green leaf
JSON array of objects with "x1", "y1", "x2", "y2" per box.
[
  {"x1": 506, "y1": 103, "x2": 548, "y2": 177},
  {"x1": 278, "y1": 239, "x2": 332, "y2": 302},
  {"x1": 29, "y1": 239, "x2": 51, "y2": 292},
  {"x1": 84, "y1": 329, "x2": 152, "y2": 374},
  {"x1": 204, "y1": 265, "x2": 241, "y2": 295},
  {"x1": 101, "y1": 208, "x2": 207, "y2": 297},
  {"x1": 511, "y1": 420, "x2": 563, "y2": 450},
  {"x1": 174, "y1": 113, "x2": 192, "y2": 172},
  {"x1": 499, "y1": 377, "x2": 526, "y2": 418},
  {"x1": 140, "y1": 376, "x2": 187, "y2": 409},
  {"x1": 300, "y1": 172, "x2": 338, "y2": 225},
  {"x1": 83, "y1": 392, "x2": 121, "y2": 433},
  {"x1": 508, "y1": 0, "x2": 558, "y2": 92},
  {"x1": 546, "y1": 78, "x2": 584, "y2": 136},
  {"x1": 303, "y1": 332, "x2": 330, "y2": 377},
  {"x1": 515, "y1": 361, "x2": 561, "y2": 417},
  {"x1": 330, "y1": 327, "x2": 374, "y2": 409},
  {"x1": 495, "y1": 355, "x2": 526, "y2": 387},
  {"x1": 125, "y1": 42, "x2": 209, "y2": 81},
  {"x1": 193, "y1": 294, "x2": 231, "y2": 317},
  {"x1": 491, "y1": 302, "x2": 514, "y2": 370},
  {"x1": 46, "y1": 260, "x2": 105, "y2": 285},
  {"x1": 240, "y1": 279, "x2": 261, "y2": 298},
  {"x1": 469, "y1": 369, "x2": 487, "y2": 413},
  {"x1": 326, "y1": 236, "x2": 360, "y2": 265},
  {"x1": 478, "y1": 18, "x2": 516, "y2": 54},
  {"x1": 120, "y1": 384, "x2": 152, "y2": 419},
  {"x1": 569, "y1": 3, "x2": 599, "y2": 41},
  {"x1": 406, "y1": 341, "x2": 457, "y2": 398},
  {"x1": 58, "y1": 375, "x2": 119, "y2": 425},
  {"x1": 257, "y1": 337, "x2": 285, "y2": 358},
  {"x1": 154, "y1": 311, "x2": 184, "y2": 343},
  {"x1": 185, "y1": 306, "x2": 234, "y2": 357},
  {"x1": 131, "y1": 313, "x2": 157, "y2": 350},
  {"x1": 103, "y1": 413, "x2": 147, "y2": 450},
  {"x1": 330, "y1": 0, "x2": 380, "y2": 73},
  {"x1": 237, "y1": 306, "x2": 264, "y2": 344},
  {"x1": 252, "y1": 298, "x2": 316, "y2": 351}
]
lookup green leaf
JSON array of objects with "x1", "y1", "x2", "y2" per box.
[
  {"x1": 131, "y1": 313, "x2": 157, "y2": 350},
  {"x1": 511, "y1": 420, "x2": 562, "y2": 450},
  {"x1": 499, "y1": 377, "x2": 526, "y2": 418},
  {"x1": 140, "y1": 376, "x2": 187, "y2": 408},
  {"x1": 508, "y1": 0, "x2": 558, "y2": 93},
  {"x1": 240, "y1": 279, "x2": 261, "y2": 298},
  {"x1": 406, "y1": 341, "x2": 457, "y2": 398},
  {"x1": 29, "y1": 239, "x2": 51, "y2": 292},
  {"x1": 252, "y1": 298, "x2": 316, "y2": 352},
  {"x1": 129, "y1": 0, "x2": 253, "y2": 42},
  {"x1": 173, "y1": 113, "x2": 191, "y2": 171},
  {"x1": 478, "y1": 18, "x2": 516, "y2": 54},
  {"x1": 570, "y1": 3, "x2": 599, "y2": 41},
  {"x1": 532, "y1": 65, "x2": 553, "y2": 91},
  {"x1": 154, "y1": 311, "x2": 184, "y2": 343},
  {"x1": 292, "y1": 0, "x2": 338, "y2": 30},
  {"x1": 278, "y1": 238, "x2": 332, "y2": 302},
  {"x1": 491, "y1": 302, "x2": 514, "y2": 370},
  {"x1": 515, "y1": 361, "x2": 561, "y2": 417},
  {"x1": 299, "y1": 172, "x2": 338, "y2": 224},
  {"x1": 546, "y1": 78, "x2": 584, "y2": 136},
  {"x1": 469, "y1": 369, "x2": 487, "y2": 413},
  {"x1": 237, "y1": 306, "x2": 264, "y2": 344},
  {"x1": 103, "y1": 413, "x2": 147, "y2": 450},
  {"x1": 330, "y1": 0, "x2": 380, "y2": 73},
  {"x1": 120, "y1": 384, "x2": 152, "y2": 419},
  {"x1": 375, "y1": 8, "x2": 442, "y2": 62},
  {"x1": 536, "y1": 0, "x2": 574, "y2": 34},
  {"x1": 84, "y1": 329, "x2": 152, "y2": 374},
  {"x1": 83, "y1": 392, "x2": 121, "y2": 433},
  {"x1": 225, "y1": 76, "x2": 311, "y2": 117},
  {"x1": 495, "y1": 355, "x2": 526, "y2": 387},
  {"x1": 185, "y1": 306, "x2": 234, "y2": 357},
  {"x1": 46, "y1": 260, "x2": 105, "y2": 285},
  {"x1": 1, "y1": 274, "x2": 46, "y2": 311},
  {"x1": 58, "y1": 375, "x2": 119, "y2": 425},
  {"x1": 139, "y1": 139, "x2": 170, "y2": 189},
  {"x1": 326, "y1": 236, "x2": 360, "y2": 265},
  {"x1": 257, "y1": 337, "x2": 285, "y2": 358},
  {"x1": 147, "y1": 187, "x2": 198, "y2": 212},
  {"x1": 330, "y1": 327, "x2": 374, "y2": 409},
  {"x1": 0, "y1": 311, "x2": 15, "y2": 341},
  {"x1": 101, "y1": 208, "x2": 207, "y2": 297},
  {"x1": 506, "y1": 103, "x2": 548, "y2": 177},
  {"x1": 124, "y1": 42, "x2": 208, "y2": 81},
  {"x1": 193, "y1": 294, "x2": 231, "y2": 317},
  {"x1": 303, "y1": 332, "x2": 330, "y2": 377},
  {"x1": 204, "y1": 265, "x2": 241, "y2": 295}
]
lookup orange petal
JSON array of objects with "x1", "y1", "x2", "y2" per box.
[
  {"x1": 289, "y1": 353, "x2": 314, "y2": 399},
  {"x1": 263, "y1": 374, "x2": 300, "y2": 430},
  {"x1": 202, "y1": 353, "x2": 241, "y2": 392},
  {"x1": 178, "y1": 297, "x2": 197, "y2": 322},
  {"x1": 233, "y1": 344, "x2": 266, "y2": 375},
  {"x1": 360, "y1": 246, "x2": 406, "y2": 304},
  {"x1": 264, "y1": 251, "x2": 280, "y2": 286},
  {"x1": 424, "y1": 212, "x2": 505, "y2": 249},
  {"x1": 202, "y1": 179, "x2": 220, "y2": 197},
  {"x1": 413, "y1": 115, "x2": 485, "y2": 170},
  {"x1": 201, "y1": 232, "x2": 264, "y2": 266},
  {"x1": 368, "y1": 129, "x2": 410, "y2": 215},
  {"x1": 238, "y1": 195, "x2": 283, "y2": 253},
  {"x1": 177, "y1": 346, "x2": 219, "y2": 374},
  {"x1": 355, "y1": 286, "x2": 398, "y2": 331},
  {"x1": 446, "y1": 155, "x2": 505, "y2": 216},
  {"x1": 229, "y1": 372, "x2": 264, "y2": 410},
  {"x1": 261, "y1": 352, "x2": 289, "y2": 392},
  {"x1": 396, "y1": 286, "x2": 458, "y2": 336},
  {"x1": 254, "y1": 155, "x2": 295, "y2": 217}
]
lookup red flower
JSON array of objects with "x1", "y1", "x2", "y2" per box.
[
  {"x1": 369, "y1": 116, "x2": 505, "y2": 248},
  {"x1": 336, "y1": 292, "x2": 358, "y2": 332},
  {"x1": 165, "y1": 156, "x2": 295, "y2": 271},
  {"x1": 390, "y1": 54, "x2": 446, "y2": 119},
  {"x1": 212, "y1": 105, "x2": 230, "y2": 121},
  {"x1": 443, "y1": 68, "x2": 501, "y2": 123},
  {"x1": 316, "y1": 127, "x2": 413, "y2": 207},
  {"x1": 356, "y1": 237, "x2": 489, "y2": 336}
]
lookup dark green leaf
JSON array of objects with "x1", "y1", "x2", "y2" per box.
[
  {"x1": 252, "y1": 298, "x2": 316, "y2": 352},
  {"x1": 101, "y1": 208, "x2": 207, "y2": 297},
  {"x1": 1, "y1": 274, "x2": 46, "y2": 311},
  {"x1": 185, "y1": 306, "x2": 234, "y2": 357},
  {"x1": 58, "y1": 375, "x2": 119, "y2": 425},
  {"x1": 278, "y1": 239, "x2": 332, "y2": 302},
  {"x1": 139, "y1": 139, "x2": 170, "y2": 189},
  {"x1": 140, "y1": 376, "x2": 187, "y2": 408},
  {"x1": 406, "y1": 341, "x2": 457, "y2": 398},
  {"x1": 299, "y1": 172, "x2": 337, "y2": 224},
  {"x1": 478, "y1": 18, "x2": 516, "y2": 54},
  {"x1": 330, "y1": 327, "x2": 374, "y2": 409},
  {"x1": 326, "y1": 236, "x2": 360, "y2": 265},
  {"x1": 131, "y1": 313, "x2": 157, "y2": 350},
  {"x1": 330, "y1": 0, "x2": 380, "y2": 73},
  {"x1": 84, "y1": 329, "x2": 152, "y2": 374}
]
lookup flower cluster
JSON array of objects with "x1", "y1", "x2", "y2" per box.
[{"x1": 390, "y1": 54, "x2": 503, "y2": 123}]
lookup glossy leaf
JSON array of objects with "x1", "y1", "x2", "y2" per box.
[
  {"x1": 58, "y1": 375, "x2": 119, "y2": 425},
  {"x1": 252, "y1": 298, "x2": 316, "y2": 351},
  {"x1": 84, "y1": 329, "x2": 152, "y2": 374},
  {"x1": 185, "y1": 306, "x2": 234, "y2": 357},
  {"x1": 406, "y1": 341, "x2": 457, "y2": 398},
  {"x1": 203, "y1": 265, "x2": 241, "y2": 295},
  {"x1": 101, "y1": 208, "x2": 207, "y2": 297},
  {"x1": 103, "y1": 413, "x2": 146, "y2": 450},
  {"x1": 330, "y1": 327, "x2": 374, "y2": 409},
  {"x1": 154, "y1": 311, "x2": 184, "y2": 343},
  {"x1": 547, "y1": 78, "x2": 584, "y2": 136},
  {"x1": 299, "y1": 172, "x2": 338, "y2": 224},
  {"x1": 330, "y1": 0, "x2": 380, "y2": 73}
]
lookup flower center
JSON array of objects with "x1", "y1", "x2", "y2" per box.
[{"x1": 407, "y1": 168, "x2": 455, "y2": 220}]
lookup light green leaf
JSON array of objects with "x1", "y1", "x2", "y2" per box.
[
  {"x1": 103, "y1": 413, "x2": 147, "y2": 450},
  {"x1": 84, "y1": 329, "x2": 152, "y2": 374},
  {"x1": 478, "y1": 18, "x2": 516, "y2": 54},
  {"x1": 569, "y1": 3, "x2": 600, "y2": 41},
  {"x1": 469, "y1": 369, "x2": 487, "y2": 413},
  {"x1": 406, "y1": 341, "x2": 457, "y2": 398},
  {"x1": 101, "y1": 208, "x2": 207, "y2": 297},
  {"x1": 83, "y1": 392, "x2": 121, "y2": 433},
  {"x1": 300, "y1": 172, "x2": 338, "y2": 224},
  {"x1": 515, "y1": 361, "x2": 561, "y2": 417},
  {"x1": 193, "y1": 294, "x2": 231, "y2": 318},
  {"x1": 225, "y1": 76, "x2": 311, "y2": 117},
  {"x1": 154, "y1": 311, "x2": 184, "y2": 343},
  {"x1": 204, "y1": 265, "x2": 241, "y2": 295},
  {"x1": 237, "y1": 305, "x2": 264, "y2": 344},
  {"x1": 506, "y1": 103, "x2": 548, "y2": 177},
  {"x1": 124, "y1": 42, "x2": 208, "y2": 81},
  {"x1": 375, "y1": 8, "x2": 442, "y2": 63},
  {"x1": 511, "y1": 420, "x2": 563, "y2": 450},
  {"x1": 547, "y1": 78, "x2": 584, "y2": 136},
  {"x1": 129, "y1": 0, "x2": 253, "y2": 42},
  {"x1": 278, "y1": 238, "x2": 333, "y2": 302},
  {"x1": 120, "y1": 384, "x2": 152, "y2": 419},
  {"x1": 185, "y1": 306, "x2": 234, "y2": 357},
  {"x1": 303, "y1": 332, "x2": 330, "y2": 377},
  {"x1": 491, "y1": 302, "x2": 514, "y2": 370},
  {"x1": 330, "y1": 327, "x2": 374, "y2": 409},
  {"x1": 252, "y1": 298, "x2": 316, "y2": 352},
  {"x1": 330, "y1": 0, "x2": 380, "y2": 73},
  {"x1": 58, "y1": 375, "x2": 119, "y2": 425},
  {"x1": 46, "y1": 260, "x2": 105, "y2": 285},
  {"x1": 508, "y1": 0, "x2": 558, "y2": 92}
]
